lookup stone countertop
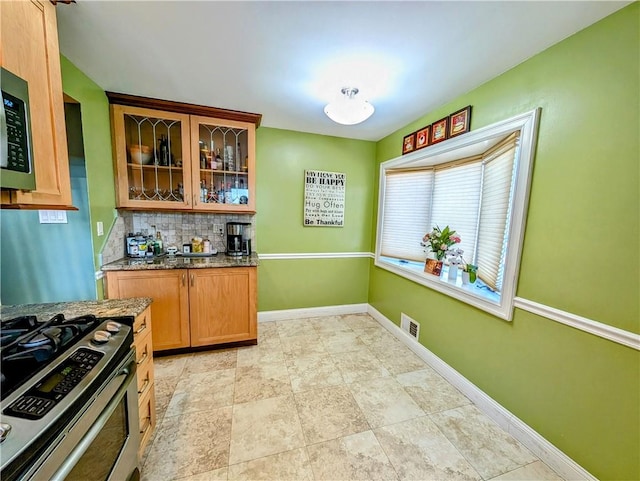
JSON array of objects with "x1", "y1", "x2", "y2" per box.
[
  {"x1": 1, "y1": 298, "x2": 153, "y2": 322},
  {"x1": 101, "y1": 252, "x2": 259, "y2": 271}
]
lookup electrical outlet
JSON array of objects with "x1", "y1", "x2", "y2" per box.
[{"x1": 214, "y1": 224, "x2": 224, "y2": 236}]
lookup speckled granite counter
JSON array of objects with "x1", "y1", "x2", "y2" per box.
[
  {"x1": 1, "y1": 297, "x2": 152, "y2": 321},
  {"x1": 101, "y1": 252, "x2": 259, "y2": 271}
]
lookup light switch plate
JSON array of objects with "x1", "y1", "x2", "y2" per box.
[
  {"x1": 97, "y1": 221, "x2": 104, "y2": 236},
  {"x1": 39, "y1": 210, "x2": 68, "y2": 224}
]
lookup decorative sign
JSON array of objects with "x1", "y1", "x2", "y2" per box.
[{"x1": 304, "y1": 170, "x2": 346, "y2": 227}]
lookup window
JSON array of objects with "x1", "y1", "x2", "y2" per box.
[{"x1": 375, "y1": 109, "x2": 540, "y2": 320}]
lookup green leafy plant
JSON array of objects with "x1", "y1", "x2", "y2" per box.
[
  {"x1": 463, "y1": 263, "x2": 478, "y2": 283},
  {"x1": 421, "y1": 225, "x2": 461, "y2": 260}
]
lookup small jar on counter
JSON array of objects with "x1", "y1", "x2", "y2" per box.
[
  {"x1": 191, "y1": 236, "x2": 203, "y2": 253},
  {"x1": 203, "y1": 238, "x2": 211, "y2": 253}
]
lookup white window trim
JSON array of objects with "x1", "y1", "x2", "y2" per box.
[{"x1": 374, "y1": 108, "x2": 541, "y2": 321}]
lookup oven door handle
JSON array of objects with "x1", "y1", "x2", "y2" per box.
[{"x1": 48, "y1": 363, "x2": 137, "y2": 481}]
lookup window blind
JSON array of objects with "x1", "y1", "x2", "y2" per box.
[
  {"x1": 430, "y1": 162, "x2": 482, "y2": 263},
  {"x1": 380, "y1": 170, "x2": 433, "y2": 261},
  {"x1": 476, "y1": 134, "x2": 519, "y2": 290}
]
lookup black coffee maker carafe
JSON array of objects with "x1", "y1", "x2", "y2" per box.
[{"x1": 226, "y1": 222, "x2": 251, "y2": 256}]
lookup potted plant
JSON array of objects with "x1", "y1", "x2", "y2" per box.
[
  {"x1": 421, "y1": 225, "x2": 461, "y2": 276},
  {"x1": 462, "y1": 263, "x2": 477, "y2": 285}
]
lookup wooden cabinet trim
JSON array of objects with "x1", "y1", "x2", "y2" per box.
[{"x1": 106, "y1": 91, "x2": 262, "y2": 127}]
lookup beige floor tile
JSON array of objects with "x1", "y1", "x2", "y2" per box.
[
  {"x1": 184, "y1": 349, "x2": 237, "y2": 374},
  {"x1": 227, "y1": 448, "x2": 313, "y2": 480},
  {"x1": 229, "y1": 394, "x2": 305, "y2": 465},
  {"x1": 234, "y1": 361, "x2": 292, "y2": 403},
  {"x1": 319, "y1": 329, "x2": 370, "y2": 354},
  {"x1": 142, "y1": 407, "x2": 232, "y2": 481},
  {"x1": 349, "y1": 377, "x2": 424, "y2": 428},
  {"x1": 280, "y1": 334, "x2": 328, "y2": 360},
  {"x1": 307, "y1": 430, "x2": 398, "y2": 481},
  {"x1": 357, "y1": 327, "x2": 403, "y2": 348},
  {"x1": 154, "y1": 375, "x2": 180, "y2": 421},
  {"x1": 176, "y1": 466, "x2": 228, "y2": 481},
  {"x1": 331, "y1": 349, "x2": 390, "y2": 384},
  {"x1": 166, "y1": 369, "x2": 236, "y2": 416},
  {"x1": 294, "y1": 385, "x2": 369, "y2": 444},
  {"x1": 430, "y1": 404, "x2": 537, "y2": 479},
  {"x1": 489, "y1": 461, "x2": 563, "y2": 480},
  {"x1": 236, "y1": 344, "x2": 284, "y2": 368},
  {"x1": 340, "y1": 313, "x2": 381, "y2": 330},
  {"x1": 286, "y1": 353, "x2": 344, "y2": 392},
  {"x1": 375, "y1": 416, "x2": 481, "y2": 481},
  {"x1": 309, "y1": 315, "x2": 353, "y2": 334},
  {"x1": 371, "y1": 345, "x2": 426, "y2": 375},
  {"x1": 276, "y1": 319, "x2": 316, "y2": 338},
  {"x1": 396, "y1": 368, "x2": 471, "y2": 413},
  {"x1": 154, "y1": 353, "x2": 192, "y2": 378}
]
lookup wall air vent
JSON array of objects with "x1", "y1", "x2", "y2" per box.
[{"x1": 400, "y1": 313, "x2": 420, "y2": 340}]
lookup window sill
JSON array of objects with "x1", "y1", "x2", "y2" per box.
[{"x1": 375, "y1": 256, "x2": 511, "y2": 320}]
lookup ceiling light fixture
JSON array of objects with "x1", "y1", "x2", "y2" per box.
[{"x1": 324, "y1": 87, "x2": 374, "y2": 125}]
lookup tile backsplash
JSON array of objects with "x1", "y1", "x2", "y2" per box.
[{"x1": 101, "y1": 211, "x2": 255, "y2": 265}]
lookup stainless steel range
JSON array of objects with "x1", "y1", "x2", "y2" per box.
[{"x1": 0, "y1": 313, "x2": 140, "y2": 481}]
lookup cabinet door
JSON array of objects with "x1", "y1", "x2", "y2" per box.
[
  {"x1": 105, "y1": 270, "x2": 190, "y2": 351},
  {"x1": 189, "y1": 267, "x2": 257, "y2": 346},
  {"x1": 1, "y1": 1, "x2": 72, "y2": 208},
  {"x1": 190, "y1": 116, "x2": 256, "y2": 213},
  {"x1": 111, "y1": 105, "x2": 192, "y2": 210}
]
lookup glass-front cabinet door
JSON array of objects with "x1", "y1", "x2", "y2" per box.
[
  {"x1": 190, "y1": 116, "x2": 256, "y2": 212},
  {"x1": 111, "y1": 105, "x2": 192, "y2": 209}
]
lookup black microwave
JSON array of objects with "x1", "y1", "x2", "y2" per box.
[{"x1": 1, "y1": 67, "x2": 36, "y2": 190}]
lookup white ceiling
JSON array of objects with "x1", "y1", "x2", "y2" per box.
[{"x1": 56, "y1": 1, "x2": 629, "y2": 141}]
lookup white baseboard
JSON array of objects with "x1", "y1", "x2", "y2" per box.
[
  {"x1": 257, "y1": 303, "x2": 368, "y2": 322},
  {"x1": 366, "y1": 304, "x2": 597, "y2": 481}
]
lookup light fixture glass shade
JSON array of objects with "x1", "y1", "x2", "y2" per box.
[{"x1": 324, "y1": 87, "x2": 374, "y2": 125}]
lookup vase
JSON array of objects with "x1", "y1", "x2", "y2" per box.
[
  {"x1": 462, "y1": 271, "x2": 470, "y2": 285},
  {"x1": 447, "y1": 263, "x2": 458, "y2": 282}
]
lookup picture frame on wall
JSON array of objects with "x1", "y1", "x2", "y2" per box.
[
  {"x1": 430, "y1": 117, "x2": 449, "y2": 144},
  {"x1": 402, "y1": 132, "x2": 416, "y2": 154},
  {"x1": 415, "y1": 126, "x2": 430, "y2": 150},
  {"x1": 449, "y1": 105, "x2": 472, "y2": 137}
]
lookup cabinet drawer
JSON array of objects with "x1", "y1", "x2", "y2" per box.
[
  {"x1": 138, "y1": 383, "x2": 156, "y2": 457},
  {"x1": 133, "y1": 307, "x2": 152, "y2": 340},
  {"x1": 134, "y1": 328, "x2": 153, "y2": 367},
  {"x1": 136, "y1": 354, "x2": 155, "y2": 399}
]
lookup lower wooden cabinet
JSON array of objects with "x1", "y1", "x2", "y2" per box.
[
  {"x1": 131, "y1": 306, "x2": 156, "y2": 457},
  {"x1": 105, "y1": 270, "x2": 191, "y2": 351},
  {"x1": 105, "y1": 267, "x2": 257, "y2": 352},
  {"x1": 189, "y1": 267, "x2": 257, "y2": 346}
]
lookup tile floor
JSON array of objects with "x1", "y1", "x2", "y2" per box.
[{"x1": 141, "y1": 314, "x2": 564, "y2": 481}]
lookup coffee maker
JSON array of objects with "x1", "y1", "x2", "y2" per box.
[{"x1": 226, "y1": 222, "x2": 251, "y2": 256}]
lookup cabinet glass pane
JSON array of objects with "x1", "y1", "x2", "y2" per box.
[
  {"x1": 124, "y1": 114, "x2": 185, "y2": 202},
  {"x1": 196, "y1": 124, "x2": 249, "y2": 205}
]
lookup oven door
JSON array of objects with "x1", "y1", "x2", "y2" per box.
[{"x1": 25, "y1": 350, "x2": 140, "y2": 481}]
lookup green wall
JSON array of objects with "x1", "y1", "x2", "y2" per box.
[
  {"x1": 255, "y1": 127, "x2": 375, "y2": 311},
  {"x1": 370, "y1": 5, "x2": 639, "y2": 480},
  {"x1": 60, "y1": 56, "x2": 117, "y2": 298}
]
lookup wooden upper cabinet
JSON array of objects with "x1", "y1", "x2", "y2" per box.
[
  {"x1": 110, "y1": 104, "x2": 193, "y2": 210},
  {"x1": 0, "y1": 1, "x2": 72, "y2": 208},
  {"x1": 108, "y1": 92, "x2": 260, "y2": 213}
]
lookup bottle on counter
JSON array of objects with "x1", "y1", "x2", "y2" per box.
[{"x1": 155, "y1": 231, "x2": 163, "y2": 255}]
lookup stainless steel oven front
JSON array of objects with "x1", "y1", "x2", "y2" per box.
[{"x1": 22, "y1": 349, "x2": 140, "y2": 481}]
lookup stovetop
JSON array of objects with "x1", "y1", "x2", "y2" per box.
[{"x1": 0, "y1": 314, "x2": 101, "y2": 401}]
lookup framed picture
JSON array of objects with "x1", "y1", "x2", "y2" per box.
[
  {"x1": 402, "y1": 132, "x2": 416, "y2": 154},
  {"x1": 430, "y1": 117, "x2": 449, "y2": 144},
  {"x1": 449, "y1": 105, "x2": 472, "y2": 138},
  {"x1": 424, "y1": 258, "x2": 443, "y2": 276},
  {"x1": 415, "y1": 126, "x2": 430, "y2": 150}
]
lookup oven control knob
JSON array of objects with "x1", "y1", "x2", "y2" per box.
[
  {"x1": 106, "y1": 321, "x2": 122, "y2": 333},
  {"x1": 92, "y1": 330, "x2": 111, "y2": 344},
  {"x1": 0, "y1": 423, "x2": 11, "y2": 443}
]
